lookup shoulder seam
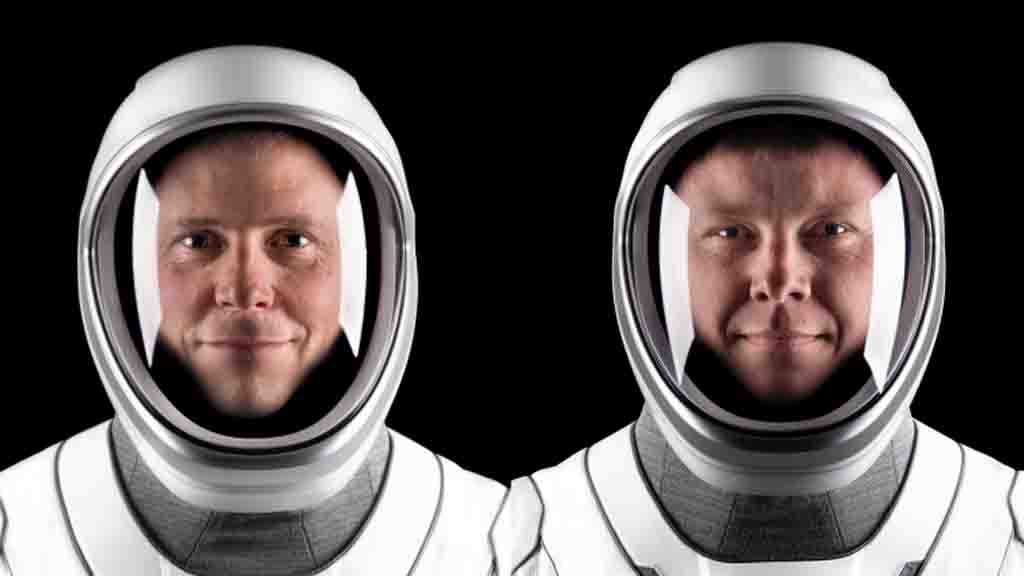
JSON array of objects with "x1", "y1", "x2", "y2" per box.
[
  {"x1": 916, "y1": 442, "x2": 966, "y2": 573},
  {"x1": 583, "y1": 445, "x2": 642, "y2": 575},
  {"x1": 405, "y1": 451, "x2": 444, "y2": 576},
  {"x1": 486, "y1": 486, "x2": 510, "y2": 576},
  {"x1": 0, "y1": 494, "x2": 9, "y2": 576},
  {"x1": 54, "y1": 439, "x2": 94, "y2": 576},
  {"x1": 508, "y1": 478, "x2": 544, "y2": 575},
  {"x1": 999, "y1": 529, "x2": 1013, "y2": 574},
  {"x1": 541, "y1": 542, "x2": 560, "y2": 576},
  {"x1": 0, "y1": 494, "x2": 6, "y2": 551},
  {"x1": 526, "y1": 476, "x2": 552, "y2": 575},
  {"x1": 1011, "y1": 471, "x2": 1022, "y2": 543}
]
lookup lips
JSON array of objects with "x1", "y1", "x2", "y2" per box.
[
  {"x1": 205, "y1": 338, "x2": 293, "y2": 350},
  {"x1": 738, "y1": 330, "x2": 826, "y2": 348}
]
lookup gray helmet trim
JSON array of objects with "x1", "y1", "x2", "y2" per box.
[
  {"x1": 613, "y1": 98, "x2": 943, "y2": 494},
  {"x1": 79, "y1": 104, "x2": 417, "y2": 511}
]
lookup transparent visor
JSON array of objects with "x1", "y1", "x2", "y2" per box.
[
  {"x1": 113, "y1": 123, "x2": 383, "y2": 437},
  {"x1": 634, "y1": 116, "x2": 923, "y2": 423}
]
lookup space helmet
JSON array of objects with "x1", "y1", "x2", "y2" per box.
[
  {"x1": 78, "y1": 46, "x2": 417, "y2": 513},
  {"x1": 612, "y1": 43, "x2": 943, "y2": 495}
]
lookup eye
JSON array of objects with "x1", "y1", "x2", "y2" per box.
[
  {"x1": 271, "y1": 231, "x2": 311, "y2": 249},
  {"x1": 808, "y1": 221, "x2": 853, "y2": 238},
  {"x1": 181, "y1": 232, "x2": 217, "y2": 250},
  {"x1": 717, "y1": 227, "x2": 737, "y2": 238},
  {"x1": 713, "y1": 226, "x2": 748, "y2": 239},
  {"x1": 824, "y1": 222, "x2": 848, "y2": 236}
]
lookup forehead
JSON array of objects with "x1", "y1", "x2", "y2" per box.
[
  {"x1": 154, "y1": 132, "x2": 345, "y2": 217},
  {"x1": 677, "y1": 141, "x2": 883, "y2": 214}
]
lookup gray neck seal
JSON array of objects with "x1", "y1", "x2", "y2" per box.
[
  {"x1": 111, "y1": 416, "x2": 390, "y2": 575},
  {"x1": 633, "y1": 403, "x2": 916, "y2": 561}
]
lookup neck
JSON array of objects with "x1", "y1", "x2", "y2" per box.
[
  {"x1": 111, "y1": 417, "x2": 390, "y2": 575},
  {"x1": 633, "y1": 403, "x2": 915, "y2": 561}
]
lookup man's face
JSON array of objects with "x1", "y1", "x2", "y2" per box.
[
  {"x1": 155, "y1": 134, "x2": 344, "y2": 417},
  {"x1": 677, "y1": 141, "x2": 880, "y2": 405}
]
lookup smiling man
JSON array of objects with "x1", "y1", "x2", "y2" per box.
[
  {"x1": 492, "y1": 44, "x2": 1021, "y2": 576},
  {"x1": 0, "y1": 47, "x2": 506, "y2": 576},
  {"x1": 675, "y1": 116, "x2": 885, "y2": 416},
  {"x1": 152, "y1": 126, "x2": 348, "y2": 419}
]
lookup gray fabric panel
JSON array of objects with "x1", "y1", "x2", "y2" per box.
[
  {"x1": 830, "y1": 416, "x2": 915, "y2": 548},
  {"x1": 188, "y1": 512, "x2": 313, "y2": 575},
  {"x1": 111, "y1": 416, "x2": 389, "y2": 575},
  {"x1": 633, "y1": 404, "x2": 915, "y2": 561},
  {"x1": 112, "y1": 419, "x2": 212, "y2": 562},
  {"x1": 303, "y1": 431, "x2": 389, "y2": 564},
  {"x1": 892, "y1": 416, "x2": 915, "y2": 487},
  {"x1": 719, "y1": 493, "x2": 842, "y2": 560},
  {"x1": 634, "y1": 410, "x2": 733, "y2": 552}
]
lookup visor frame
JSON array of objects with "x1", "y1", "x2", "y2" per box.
[
  {"x1": 78, "y1": 104, "x2": 419, "y2": 511},
  {"x1": 613, "y1": 98, "x2": 944, "y2": 494}
]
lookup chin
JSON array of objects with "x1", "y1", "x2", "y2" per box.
[
  {"x1": 219, "y1": 399, "x2": 288, "y2": 419},
  {"x1": 204, "y1": 379, "x2": 296, "y2": 418},
  {"x1": 745, "y1": 378, "x2": 820, "y2": 405}
]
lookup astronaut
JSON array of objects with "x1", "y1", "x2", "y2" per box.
[
  {"x1": 491, "y1": 43, "x2": 1022, "y2": 575},
  {"x1": 0, "y1": 46, "x2": 506, "y2": 575}
]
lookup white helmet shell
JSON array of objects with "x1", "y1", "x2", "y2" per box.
[
  {"x1": 612, "y1": 43, "x2": 944, "y2": 495},
  {"x1": 78, "y1": 46, "x2": 417, "y2": 513}
]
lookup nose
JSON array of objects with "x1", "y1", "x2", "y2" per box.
[
  {"x1": 749, "y1": 234, "x2": 811, "y2": 304},
  {"x1": 214, "y1": 241, "x2": 275, "y2": 311}
]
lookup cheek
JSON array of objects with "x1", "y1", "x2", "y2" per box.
[
  {"x1": 158, "y1": 267, "x2": 208, "y2": 330},
  {"x1": 688, "y1": 250, "x2": 745, "y2": 341},
  {"x1": 279, "y1": 266, "x2": 342, "y2": 329},
  {"x1": 817, "y1": 248, "x2": 873, "y2": 344}
]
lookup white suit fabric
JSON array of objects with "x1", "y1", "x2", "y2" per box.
[
  {"x1": 491, "y1": 41, "x2": 1022, "y2": 576},
  {"x1": 0, "y1": 45, "x2": 509, "y2": 575}
]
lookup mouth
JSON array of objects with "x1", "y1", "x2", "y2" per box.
[
  {"x1": 204, "y1": 339, "x2": 294, "y2": 350},
  {"x1": 737, "y1": 331, "x2": 829, "y2": 348}
]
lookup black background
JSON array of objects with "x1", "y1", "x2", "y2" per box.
[{"x1": 3, "y1": 29, "x2": 1020, "y2": 481}]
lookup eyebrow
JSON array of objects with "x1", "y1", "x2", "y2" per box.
[
  {"x1": 702, "y1": 206, "x2": 759, "y2": 221},
  {"x1": 699, "y1": 195, "x2": 763, "y2": 218},
  {"x1": 173, "y1": 215, "x2": 326, "y2": 230},
  {"x1": 700, "y1": 189, "x2": 872, "y2": 211},
  {"x1": 174, "y1": 217, "x2": 221, "y2": 229},
  {"x1": 261, "y1": 215, "x2": 323, "y2": 229}
]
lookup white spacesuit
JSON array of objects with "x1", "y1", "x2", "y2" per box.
[
  {"x1": 0, "y1": 46, "x2": 506, "y2": 575},
  {"x1": 491, "y1": 43, "x2": 1022, "y2": 575}
]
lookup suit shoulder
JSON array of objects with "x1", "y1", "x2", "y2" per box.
[
  {"x1": 914, "y1": 418, "x2": 1016, "y2": 474},
  {"x1": 437, "y1": 454, "x2": 506, "y2": 506},
  {"x1": 0, "y1": 441, "x2": 63, "y2": 488},
  {"x1": 0, "y1": 440, "x2": 64, "y2": 569},
  {"x1": 957, "y1": 438, "x2": 1018, "y2": 540},
  {"x1": 387, "y1": 428, "x2": 507, "y2": 507},
  {"x1": 491, "y1": 476, "x2": 544, "y2": 576},
  {"x1": 914, "y1": 419, "x2": 1017, "y2": 516},
  {"x1": 435, "y1": 453, "x2": 508, "y2": 539},
  {"x1": 0, "y1": 421, "x2": 112, "y2": 576},
  {"x1": 913, "y1": 418, "x2": 1020, "y2": 572},
  {"x1": 491, "y1": 428, "x2": 627, "y2": 576},
  {"x1": 0, "y1": 421, "x2": 113, "y2": 515},
  {"x1": 385, "y1": 429, "x2": 507, "y2": 573}
]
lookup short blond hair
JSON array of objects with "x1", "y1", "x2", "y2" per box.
[{"x1": 144, "y1": 123, "x2": 352, "y2": 192}]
